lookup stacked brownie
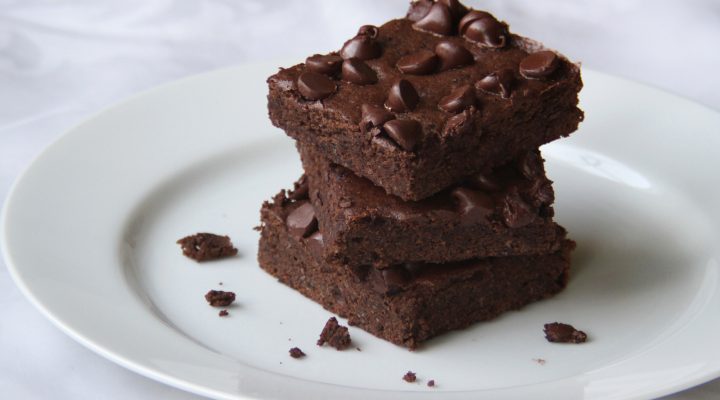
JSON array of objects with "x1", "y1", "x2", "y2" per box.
[{"x1": 258, "y1": 0, "x2": 583, "y2": 349}]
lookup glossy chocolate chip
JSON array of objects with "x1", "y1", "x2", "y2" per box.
[
  {"x1": 340, "y1": 35, "x2": 381, "y2": 60},
  {"x1": 383, "y1": 119, "x2": 422, "y2": 152},
  {"x1": 360, "y1": 104, "x2": 395, "y2": 133},
  {"x1": 306, "y1": 231, "x2": 324, "y2": 255},
  {"x1": 385, "y1": 79, "x2": 419, "y2": 112},
  {"x1": 517, "y1": 151, "x2": 543, "y2": 179},
  {"x1": 463, "y1": 16, "x2": 508, "y2": 48},
  {"x1": 520, "y1": 51, "x2": 559, "y2": 79},
  {"x1": 476, "y1": 69, "x2": 514, "y2": 98},
  {"x1": 406, "y1": 0, "x2": 433, "y2": 22},
  {"x1": 297, "y1": 72, "x2": 336, "y2": 100},
  {"x1": 286, "y1": 202, "x2": 318, "y2": 239},
  {"x1": 357, "y1": 25, "x2": 379, "y2": 39},
  {"x1": 439, "y1": 0, "x2": 469, "y2": 20},
  {"x1": 452, "y1": 187, "x2": 494, "y2": 225},
  {"x1": 396, "y1": 50, "x2": 439, "y2": 75},
  {"x1": 502, "y1": 190, "x2": 535, "y2": 228},
  {"x1": 442, "y1": 106, "x2": 475, "y2": 137},
  {"x1": 412, "y1": 3, "x2": 454, "y2": 36},
  {"x1": 439, "y1": 84, "x2": 475, "y2": 113},
  {"x1": 435, "y1": 40, "x2": 474, "y2": 71},
  {"x1": 342, "y1": 58, "x2": 377, "y2": 85},
  {"x1": 458, "y1": 10, "x2": 493, "y2": 34},
  {"x1": 305, "y1": 54, "x2": 343, "y2": 75}
]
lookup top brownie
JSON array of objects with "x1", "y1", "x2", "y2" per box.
[{"x1": 267, "y1": 0, "x2": 583, "y2": 201}]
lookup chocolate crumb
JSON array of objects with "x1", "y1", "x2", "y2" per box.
[
  {"x1": 544, "y1": 322, "x2": 587, "y2": 343},
  {"x1": 356, "y1": 347, "x2": 361, "y2": 351},
  {"x1": 533, "y1": 358, "x2": 546, "y2": 365},
  {"x1": 177, "y1": 233, "x2": 237, "y2": 261},
  {"x1": 218, "y1": 282, "x2": 223, "y2": 285},
  {"x1": 218, "y1": 310, "x2": 229, "y2": 317},
  {"x1": 403, "y1": 371, "x2": 417, "y2": 383},
  {"x1": 427, "y1": 379, "x2": 435, "y2": 387},
  {"x1": 205, "y1": 290, "x2": 236, "y2": 307},
  {"x1": 289, "y1": 347, "x2": 306, "y2": 358},
  {"x1": 317, "y1": 317, "x2": 352, "y2": 350}
]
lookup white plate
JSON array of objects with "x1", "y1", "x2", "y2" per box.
[{"x1": 3, "y1": 63, "x2": 720, "y2": 400}]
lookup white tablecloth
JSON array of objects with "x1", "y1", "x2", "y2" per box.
[{"x1": 1, "y1": 1, "x2": 719, "y2": 398}]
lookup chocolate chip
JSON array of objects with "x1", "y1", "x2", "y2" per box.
[
  {"x1": 412, "y1": 3, "x2": 454, "y2": 36},
  {"x1": 357, "y1": 25, "x2": 379, "y2": 39},
  {"x1": 439, "y1": 84, "x2": 475, "y2": 113},
  {"x1": 383, "y1": 119, "x2": 422, "y2": 151},
  {"x1": 439, "y1": 0, "x2": 469, "y2": 21},
  {"x1": 297, "y1": 72, "x2": 336, "y2": 100},
  {"x1": 463, "y1": 15, "x2": 508, "y2": 48},
  {"x1": 342, "y1": 58, "x2": 377, "y2": 85},
  {"x1": 286, "y1": 202, "x2": 318, "y2": 239},
  {"x1": 205, "y1": 290, "x2": 235, "y2": 307},
  {"x1": 435, "y1": 40, "x2": 474, "y2": 71},
  {"x1": 305, "y1": 54, "x2": 343, "y2": 75},
  {"x1": 520, "y1": 51, "x2": 559, "y2": 79},
  {"x1": 306, "y1": 231, "x2": 324, "y2": 255},
  {"x1": 476, "y1": 69, "x2": 514, "y2": 98},
  {"x1": 452, "y1": 187, "x2": 494, "y2": 224},
  {"x1": 458, "y1": 10, "x2": 494, "y2": 34},
  {"x1": 544, "y1": 322, "x2": 588, "y2": 344},
  {"x1": 340, "y1": 35, "x2": 381, "y2": 60},
  {"x1": 406, "y1": 0, "x2": 433, "y2": 22},
  {"x1": 442, "y1": 106, "x2": 475, "y2": 137},
  {"x1": 502, "y1": 189, "x2": 535, "y2": 228},
  {"x1": 360, "y1": 104, "x2": 395, "y2": 133},
  {"x1": 385, "y1": 79, "x2": 419, "y2": 112},
  {"x1": 396, "y1": 50, "x2": 438, "y2": 75}
]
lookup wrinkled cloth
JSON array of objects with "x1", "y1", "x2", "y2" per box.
[{"x1": 1, "y1": 1, "x2": 719, "y2": 399}]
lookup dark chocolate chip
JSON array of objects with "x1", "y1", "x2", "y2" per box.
[
  {"x1": 205, "y1": 290, "x2": 235, "y2": 307},
  {"x1": 476, "y1": 69, "x2": 514, "y2": 98},
  {"x1": 439, "y1": 84, "x2": 475, "y2": 113},
  {"x1": 412, "y1": 3, "x2": 454, "y2": 36},
  {"x1": 357, "y1": 25, "x2": 379, "y2": 39},
  {"x1": 396, "y1": 50, "x2": 438, "y2": 75},
  {"x1": 286, "y1": 202, "x2": 318, "y2": 239},
  {"x1": 502, "y1": 189, "x2": 536, "y2": 228},
  {"x1": 342, "y1": 58, "x2": 377, "y2": 85},
  {"x1": 305, "y1": 54, "x2": 343, "y2": 75},
  {"x1": 435, "y1": 40, "x2": 474, "y2": 71},
  {"x1": 306, "y1": 231, "x2": 324, "y2": 255},
  {"x1": 383, "y1": 119, "x2": 422, "y2": 151},
  {"x1": 297, "y1": 72, "x2": 336, "y2": 100},
  {"x1": 340, "y1": 35, "x2": 381, "y2": 60},
  {"x1": 458, "y1": 10, "x2": 494, "y2": 34},
  {"x1": 463, "y1": 15, "x2": 508, "y2": 48},
  {"x1": 360, "y1": 104, "x2": 395, "y2": 133},
  {"x1": 439, "y1": 0, "x2": 469, "y2": 21},
  {"x1": 406, "y1": 0, "x2": 433, "y2": 22},
  {"x1": 544, "y1": 322, "x2": 588, "y2": 344},
  {"x1": 520, "y1": 50, "x2": 559, "y2": 79},
  {"x1": 385, "y1": 79, "x2": 419, "y2": 112},
  {"x1": 452, "y1": 187, "x2": 494, "y2": 224},
  {"x1": 442, "y1": 106, "x2": 475, "y2": 137}
]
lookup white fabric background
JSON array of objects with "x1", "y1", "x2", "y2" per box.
[{"x1": 1, "y1": 1, "x2": 719, "y2": 398}]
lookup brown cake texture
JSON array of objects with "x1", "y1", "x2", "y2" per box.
[{"x1": 267, "y1": 4, "x2": 583, "y2": 201}]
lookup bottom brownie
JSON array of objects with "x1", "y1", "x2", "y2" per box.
[{"x1": 258, "y1": 191, "x2": 575, "y2": 349}]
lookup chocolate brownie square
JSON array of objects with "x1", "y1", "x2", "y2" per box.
[
  {"x1": 298, "y1": 143, "x2": 567, "y2": 267},
  {"x1": 258, "y1": 187, "x2": 574, "y2": 349},
  {"x1": 267, "y1": 1, "x2": 583, "y2": 201}
]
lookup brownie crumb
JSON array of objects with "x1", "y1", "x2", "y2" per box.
[
  {"x1": 317, "y1": 317, "x2": 352, "y2": 350},
  {"x1": 177, "y1": 233, "x2": 237, "y2": 261},
  {"x1": 218, "y1": 309, "x2": 229, "y2": 317},
  {"x1": 356, "y1": 347, "x2": 361, "y2": 352},
  {"x1": 544, "y1": 322, "x2": 587, "y2": 343},
  {"x1": 427, "y1": 379, "x2": 435, "y2": 387},
  {"x1": 289, "y1": 347, "x2": 306, "y2": 359},
  {"x1": 205, "y1": 290, "x2": 236, "y2": 307},
  {"x1": 402, "y1": 371, "x2": 417, "y2": 383},
  {"x1": 533, "y1": 358, "x2": 546, "y2": 365},
  {"x1": 218, "y1": 282, "x2": 223, "y2": 285}
]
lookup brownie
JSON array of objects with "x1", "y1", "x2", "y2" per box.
[
  {"x1": 267, "y1": 1, "x2": 583, "y2": 201},
  {"x1": 258, "y1": 189, "x2": 575, "y2": 349},
  {"x1": 298, "y1": 143, "x2": 567, "y2": 267}
]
